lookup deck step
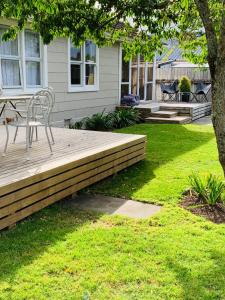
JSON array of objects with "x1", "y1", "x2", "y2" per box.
[
  {"x1": 150, "y1": 110, "x2": 178, "y2": 118},
  {"x1": 145, "y1": 116, "x2": 192, "y2": 124}
]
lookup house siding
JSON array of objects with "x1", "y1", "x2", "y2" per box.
[
  {"x1": 47, "y1": 38, "x2": 120, "y2": 126},
  {"x1": 0, "y1": 17, "x2": 121, "y2": 126}
]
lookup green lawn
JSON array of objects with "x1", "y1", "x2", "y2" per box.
[
  {"x1": 0, "y1": 124, "x2": 225, "y2": 300},
  {"x1": 89, "y1": 124, "x2": 222, "y2": 204}
]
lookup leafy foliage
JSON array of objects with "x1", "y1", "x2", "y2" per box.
[
  {"x1": 69, "y1": 121, "x2": 83, "y2": 130},
  {"x1": 83, "y1": 111, "x2": 113, "y2": 131},
  {"x1": 179, "y1": 76, "x2": 191, "y2": 93},
  {"x1": 70, "y1": 108, "x2": 140, "y2": 131},
  {"x1": 0, "y1": 0, "x2": 223, "y2": 63},
  {"x1": 189, "y1": 173, "x2": 225, "y2": 205},
  {"x1": 109, "y1": 108, "x2": 140, "y2": 129}
]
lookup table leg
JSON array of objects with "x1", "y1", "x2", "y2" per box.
[
  {"x1": 0, "y1": 103, "x2": 5, "y2": 117},
  {"x1": 2, "y1": 102, "x2": 9, "y2": 156}
]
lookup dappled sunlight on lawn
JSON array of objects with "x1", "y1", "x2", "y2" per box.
[{"x1": 88, "y1": 124, "x2": 222, "y2": 204}]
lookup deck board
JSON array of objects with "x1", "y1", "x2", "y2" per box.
[{"x1": 0, "y1": 126, "x2": 146, "y2": 230}]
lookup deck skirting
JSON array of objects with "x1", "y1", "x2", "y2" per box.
[{"x1": 0, "y1": 128, "x2": 146, "y2": 230}]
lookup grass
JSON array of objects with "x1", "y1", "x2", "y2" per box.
[
  {"x1": 0, "y1": 123, "x2": 225, "y2": 300},
  {"x1": 88, "y1": 124, "x2": 222, "y2": 204}
]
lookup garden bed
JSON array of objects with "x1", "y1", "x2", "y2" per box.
[{"x1": 181, "y1": 192, "x2": 225, "y2": 224}]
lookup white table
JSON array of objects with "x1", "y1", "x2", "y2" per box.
[
  {"x1": 0, "y1": 95, "x2": 32, "y2": 157},
  {"x1": 0, "y1": 95, "x2": 31, "y2": 117}
]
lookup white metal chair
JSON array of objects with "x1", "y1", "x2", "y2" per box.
[
  {"x1": 13, "y1": 87, "x2": 55, "y2": 145},
  {"x1": 3, "y1": 89, "x2": 55, "y2": 158}
]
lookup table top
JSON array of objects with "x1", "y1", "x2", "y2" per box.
[{"x1": 0, "y1": 95, "x2": 32, "y2": 102}]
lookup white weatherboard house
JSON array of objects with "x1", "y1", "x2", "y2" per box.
[{"x1": 0, "y1": 18, "x2": 157, "y2": 126}]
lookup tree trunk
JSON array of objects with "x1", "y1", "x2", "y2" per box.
[{"x1": 211, "y1": 59, "x2": 225, "y2": 175}]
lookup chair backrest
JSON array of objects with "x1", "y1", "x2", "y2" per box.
[
  {"x1": 171, "y1": 80, "x2": 179, "y2": 93},
  {"x1": 27, "y1": 89, "x2": 53, "y2": 123},
  {"x1": 160, "y1": 80, "x2": 179, "y2": 93},
  {"x1": 195, "y1": 82, "x2": 211, "y2": 95}
]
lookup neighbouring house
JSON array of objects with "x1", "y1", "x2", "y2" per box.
[{"x1": 0, "y1": 18, "x2": 211, "y2": 126}]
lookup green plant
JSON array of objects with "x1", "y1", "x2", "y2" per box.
[
  {"x1": 110, "y1": 108, "x2": 140, "y2": 129},
  {"x1": 83, "y1": 110, "x2": 113, "y2": 131},
  {"x1": 205, "y1": 174, "x2": 225, "y2": 205},
  {"x1": 179, "y1": 76, "x2": 191, "y2": 93},
  {"x1": 189, "y1": 173, "x2": 225, "y2": 205},
  {"x1": 189, "y1": 173, "x2": 205, "y2": 198},
  {"x1": 70, "y1": 120, "x2": 84, "y2": 129}
]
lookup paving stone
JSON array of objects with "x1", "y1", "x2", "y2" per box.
[{"x1": 68, "y1": 194, "x2": 161, "y2": 219}]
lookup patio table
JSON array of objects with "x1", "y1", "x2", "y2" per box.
[
  {"x1": 0, "y1": 95, "x2": 31, "y2": 117},
  {"x1": 0, "y1": 95, "x2": 32, "y2": 156}
]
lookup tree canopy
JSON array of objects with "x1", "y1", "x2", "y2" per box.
[{"x1": 0, "y1": 1, "x2": 224, "y2": 65}]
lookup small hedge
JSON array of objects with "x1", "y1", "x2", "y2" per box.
[{"x1": 70, "y1": 108, "x2": 141, "y2": 131}]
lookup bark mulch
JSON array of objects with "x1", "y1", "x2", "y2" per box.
[{"x1": 180, "y1": 191, "x2": 225, "y2": 224}]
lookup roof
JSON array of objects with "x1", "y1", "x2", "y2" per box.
[{"x1": 156, "y1": 40, "x2": 184, "y2": 62}]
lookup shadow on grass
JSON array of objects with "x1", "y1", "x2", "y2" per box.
[
  {"x1": 86, "y1": 124, "x2": 216, "y2": 200},
  {"x1": 0, "y1": 202, "x2": 102, "y2": 281}
]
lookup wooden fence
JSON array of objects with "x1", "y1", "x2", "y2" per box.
[{"x1": 155, "y1": 66, "x2": 211, "y2": 101}]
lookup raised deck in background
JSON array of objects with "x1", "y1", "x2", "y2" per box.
[
  {"x1": 0, "y1": 127, "x2": 146, "y2": 230},
  {"x1": 118, "y1": 101, "x2": 212, "y2": 124}
]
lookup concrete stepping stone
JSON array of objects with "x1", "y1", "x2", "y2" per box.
[{"x1": 69, "y1": 194, "x2": 161, "y2": 219}]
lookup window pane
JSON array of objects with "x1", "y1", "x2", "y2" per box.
[
  {"x1": 71, "y1": 64, "x2": 81, "y2": 85},
  {"x1": 1, "y1": 59, "x2": 21, "y2": 86},
  {"x1": 139, "y1": 66, "x2": 145, "y2": 100},
  {"x1": 26, "y1": 61, "x2": 40, "y2": 86},
  {"x1": 25, "y1": 31, "x2": 40, "y2": 58},
  {"x1": 70, "y1": 45, "x2": 81, "y2": 61},
  {"x1": 0, "y1": 28, "x2": 18, "y2": 56},
  {"x1": 85, "y1": 41, "x2": 96, "y2": 62},
  {"x1": 131, "y1": 63, "x2": 138, "y2": 95},
  {"x1": 146, "y1": 83, "x2": 152, "y2": 100},
  {"x1": 122, "y1": 51, "x2": 129, "y2": 82},
  {"x1": 121, "y1": 84, "x2": 129, "y2": 98},
  {"x1": 85, "y1": 64, "x2": 95, "y2": 85},
  {"x1": 147, "y1": 64, "x2": 153, "y2": 82}
]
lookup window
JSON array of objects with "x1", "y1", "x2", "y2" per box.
[
  {"x1": 25, "y1": 31, "x2": 41, "y2": 87},
  {"x1": 121, "y1": 50, "x2": 155, "y2": 101},
  {"x1": 121, "y1": 50, "x2": 130, "y2": 97},
  {"x1": 0, "y1": 28, "x2": 21, "y2": 88},
  {"x1": 69, "y1": 39, "x2": 99, "y2": 92},
  {"x1": 0, "y1": 26, "x2": 47, "y2": 92}
]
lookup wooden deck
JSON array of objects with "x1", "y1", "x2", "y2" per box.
[
  {"x1": 118, "y1": 101, "x2": 212, "y2": 123},
  {"x1": 0, "y1": 126, "x2": 146, "y2": 230}
]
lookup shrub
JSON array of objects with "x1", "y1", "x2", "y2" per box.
[
  {"x1": 70, "y1": 108, "x2": 141, "y2": 131},
  {"x1": 110, "y1": 108, "x2": 140, "y2": 129},
  {"x1": 189, "y1": 173, "x2": 225, "y2": 206},
  {"x1": 179, "y1": 76, "x2": 191, "y2": 92},
  {"x1": 70, "y1": 120, "x2": 84, "y2": 129},
  {"x1": 83, "y1": 110, "x2": 113, "y2": 131}
]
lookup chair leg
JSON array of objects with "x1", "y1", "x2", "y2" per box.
[
  {"x1": 26, "y1": 126, "x2": 31, "y2": 160},
  {"x1": 45, "y1": 125, "x2": 53, "y2": 154},
  {"x1": 3, "y1": 122, "x2": 9, "y2": 157},
  {"x1": 13, "y1": 127, "x2": 18, "y2": 144},
  {"x1": 29, "y1": 127, "x2": 34, "y2": 148},
  {"x1": 35, "y1": 127, "x2": 38, "y2": 141},
  {"x1": 49, "y1": 126, "x2": 55, "y2": 144}
]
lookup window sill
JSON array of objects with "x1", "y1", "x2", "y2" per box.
[
  {"x1": 1, "y1": 87, "x2": 46, "y2": 96},
  {"x1": 68, "y1": 86, "x2": 99, "y2": 93}
]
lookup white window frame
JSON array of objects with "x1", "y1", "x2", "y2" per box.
[
  {"x1": 0, "y1": 25, "x2": 48, "y2": 95},
  {"x1": 68, "y1": 39, "x2": 99, "y2": 93}
]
